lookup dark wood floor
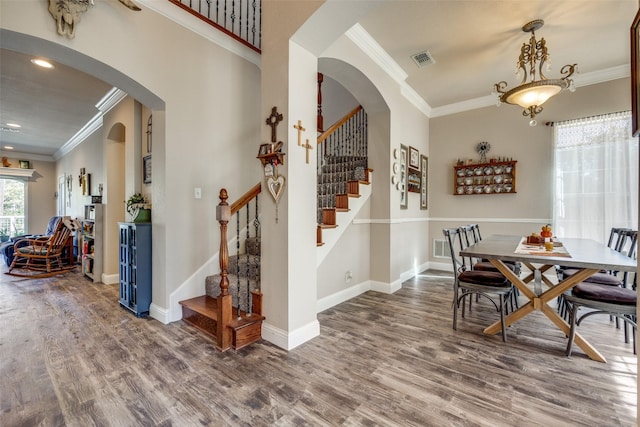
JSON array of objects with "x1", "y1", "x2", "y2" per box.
[{"x1": 0, "y1": 267, "x2": 636, "y2": 426}]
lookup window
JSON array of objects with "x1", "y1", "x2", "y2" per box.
[
  {"x1": 553, "y1": 111, "x2": 638, "y2": 244},
  {"x1": 0, "y1": 178, "x2": 26, "y2": 236}
]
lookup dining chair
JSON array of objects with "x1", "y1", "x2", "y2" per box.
[
  {"x1": 443, "y1": 227, "x2": 513, "y2": 341},
  {"x1": 564, "y1": 276, "x2": 637, "y2": 356},
  {"x1": 460, "y1": 224, "x2": 520, "y2": 311},
  {"x1": 557, "y1": 229, "x2": 637, "y2": 323}
]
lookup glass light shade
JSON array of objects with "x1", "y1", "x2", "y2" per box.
[{"x1": 501, "y1": 79, "x2": 568, "y2": 108}]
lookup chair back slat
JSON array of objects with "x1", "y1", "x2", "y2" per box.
[{"x1": 443, "y1": 228, "x2": 469, "y2": 273}]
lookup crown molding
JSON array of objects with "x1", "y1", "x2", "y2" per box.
[
  {"x1": 430, "y1": 65, "x2": 630, "y2": 118},
  {"x1": 97, "y1": 87, "x2": 128, "y2": 113},
  {"x1": 346, "y1": 24, "x2": 431, "y2": 117},
  {"x1": 0, "y1": 167, "x2": 36, "y2": 178}
]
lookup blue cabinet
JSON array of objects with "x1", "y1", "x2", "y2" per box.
[{"x1": 118, "y1": 223, "x2": 152, "y2": 317}]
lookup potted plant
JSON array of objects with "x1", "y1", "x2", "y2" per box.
[
  {"x1": 125, "y1": 193, "x2": 151, "y2": 223},
  {"x1": 0, "y1": 227, "x2": 10, "y2": 243}
]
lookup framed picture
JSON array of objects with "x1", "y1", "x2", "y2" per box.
[
  {"x1": 409, "y1": 146, "x2": 420, "y2": 169},
  {"x1": 632, "y1": 9, "x2": 640, "y2": 136},
  {"x1": 399, "y1": 144, "x2": 408, "y2": 209},
  {"x1": 143, "y1": 155, "x2": 152, "y2": 184},
  {"x1": 420, "y1": 155, "x2": 428, "y2": 210},
  {"x1": 258, "y1": 144, "x2": 270, "y2": 156},
  {"x1": 18, "y1": 160, "x2": 30, "y2": 169},
  {"x1": 407, "y1": 167, "x2": 421, "y2": 193}
]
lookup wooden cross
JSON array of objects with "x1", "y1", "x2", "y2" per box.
[
  {"x1": 303, "y1": 138, "x2": 313, "y2": 164},
  {"x1": 293, "y1": 120, "x2": 306, "y2": 146},
  {"x1": 266, "y1": 107, "x2": 283, "y2": 142}
]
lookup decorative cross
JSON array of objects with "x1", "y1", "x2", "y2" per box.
[
  {"x1": 293, "y1": 120, "x2": 306, "y2": 146},
  {"x1": 266, "y1": 107, "x2": 283, "y2": 143},
  {"x1": 303, "y1": 138, "x2": 313, "y2": 164}
]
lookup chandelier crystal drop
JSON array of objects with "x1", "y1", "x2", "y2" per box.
[{"x1": 494, "y1": 19, "x2": 577, "y2": 126}]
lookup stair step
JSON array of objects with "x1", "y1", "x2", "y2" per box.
[
  {"x1": 318, "y1": 224, "x2": 338, "y2": 229},
  {"x1": 179, "y1": 295, "x2": 264, "y2": 350},
  {"x1": 179, "y1": 296, "x2": 218, "y2": 339}
]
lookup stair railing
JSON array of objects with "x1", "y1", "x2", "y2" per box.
[
  {"x1": 316, "y1": 106, "x2": 368, "y2": 223},
  {"x1": 169, "y1": 0, "x2": 261, "y2": 53},
  {"x1": 230, "y1": 183, "x2": 261, "y2": 317}
]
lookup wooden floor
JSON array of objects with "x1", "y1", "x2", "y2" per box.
[{"x1": 0, "y1": 267, "x2": 636, "y2": 426}]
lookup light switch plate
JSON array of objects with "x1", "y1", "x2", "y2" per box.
[{"x1": 194, "y1": 187, "x2": 202, "y2": 199}]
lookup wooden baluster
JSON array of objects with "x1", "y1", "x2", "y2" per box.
[{"x1": 216, "y1": 189, "x2": 232, "y2": 351}]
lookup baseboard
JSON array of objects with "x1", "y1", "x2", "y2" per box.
[
  {"x1": 149, "y1": 303, "x2": 170, "y2": 324},
  {"x1": 262, "y1": 319, "x2": 320, "y2": 350},
  {"x1": 428, "y1": 261, "x2": 453, "y2": 272},
  {"x1": 317, "y1": 280, "x2": 371, "y2": 312},
  {"x1": 101, "y1": 273, "x2": 118, "y2": 285}
]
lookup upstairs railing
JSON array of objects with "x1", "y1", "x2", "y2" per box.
[
  {"x1": 317, "y1": 106, "x2": 368, "y2": 223},
  {"x1": 169, "y1": 0, "x2": 262, "y2": 53}
]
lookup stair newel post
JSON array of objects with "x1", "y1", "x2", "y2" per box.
[{"x1": 216, "y1": 189, "x2": 233, "y2": 351}]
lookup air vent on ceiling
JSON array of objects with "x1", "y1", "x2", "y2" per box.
[{"x1": 411, "y1": 50, "x2": 436, "y2": 68}]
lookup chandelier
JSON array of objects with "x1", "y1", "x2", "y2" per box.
[{"x1": 494, "y1": 19, "x2": 577, "y2": 126}]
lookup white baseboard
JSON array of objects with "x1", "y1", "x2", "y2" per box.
[
  {"x1": 261, "y1": 319, "x2": 320, "y2": 350},
  {"x1": 101, "y1": 273, "x2": 118, "y2": 285},
  {"x1": 428, "y1": 261, "x2": 453, "y2": 272},
  {"x1": 317, "y1": 280, "x2": 371, "y2": 312},
  {"x1": 150, "y1": 303, "x2": 170, "y2": 324}
]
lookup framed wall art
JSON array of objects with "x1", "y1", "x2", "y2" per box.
[
  {"x1": 409, "y1": 146, "x2": 420, "y2": 169},
  {"x1": 18, "y1": 160, "x2": 30, "y2": 169},
  {"x1": 143, "y1": 154, "x2": 152, "y2": 184},
  {"x1": 407, "y1": 167, "x2": 421, "y2": 193},
  {"x1": 400, "y1": 144, "x2": 408, "y2": 209},
  {"x1": 420, "y1": 155, "x2": 428, "y2": 210}
]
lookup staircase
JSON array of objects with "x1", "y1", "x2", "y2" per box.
[
  {"x1": 179, "y1": 186, "x2": 264, "y2": 351},
  {"x1": 316, "y1": 106, "x2": 370, "y2": 246}
]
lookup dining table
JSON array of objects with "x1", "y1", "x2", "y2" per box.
[{"x1": 460, "y1": 234, "x2": 637, "y2": 362}]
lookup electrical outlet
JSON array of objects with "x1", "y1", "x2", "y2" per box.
[{"x1": 194, "y1": 187, "x2": 202, "y2": 199}]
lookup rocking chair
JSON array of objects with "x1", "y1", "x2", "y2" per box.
[{"x1": 7, "y1": 217, "x2": 81, "y2": 278}]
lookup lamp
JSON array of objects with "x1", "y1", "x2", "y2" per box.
[{"x1": 494, "y1": 19, "x2": 577, "y2": 126}]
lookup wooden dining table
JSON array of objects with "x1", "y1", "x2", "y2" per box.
[{"x1": 460, "y1": 235, "x2": 637, "y2": 362}]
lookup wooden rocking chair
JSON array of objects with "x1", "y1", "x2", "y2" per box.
[{"x1": 7, "y1": 217, "x2": 80, "y2": 278}]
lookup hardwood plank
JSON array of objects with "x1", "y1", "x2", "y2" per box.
[{"x1": 0, "y1": 266, "x2": 636, "y2": 426}]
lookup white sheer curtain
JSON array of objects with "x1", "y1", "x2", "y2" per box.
[{"x1": 553, "y1": 111, "x2": 638, "y2": 244}]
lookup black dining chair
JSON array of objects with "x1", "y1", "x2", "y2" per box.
[
  {"x1": 443, "y1": 227, "x2": 513, "y2": 341},
  {"x1": 564, "y1": 275, "x2": 637, "y2": 356}
]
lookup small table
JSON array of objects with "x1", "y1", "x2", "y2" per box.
[{"x1": 460, "y1": 235, "x2": 637, "y2": 362}]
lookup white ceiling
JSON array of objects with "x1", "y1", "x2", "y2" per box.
[{"x1": 0, "y1": 0, "x2": 636, "y2": 158}]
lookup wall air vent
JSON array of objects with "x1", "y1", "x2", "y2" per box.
[
  {"x1": 411, "y1": 50, "x2": 436, "y2": 68},
  {"x1": 433, "y1": 239, "x2": 451, "y2": 258}
]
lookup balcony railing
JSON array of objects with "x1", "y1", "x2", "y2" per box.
[{"x1": 168, "y1": 0, "x2": 261, "y2": 53}]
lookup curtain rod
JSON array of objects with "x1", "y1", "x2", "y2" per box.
[{"x1": 545, "y1": 110, "x2": 631, "y2": 127}]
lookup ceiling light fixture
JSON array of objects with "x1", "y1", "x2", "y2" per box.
[
  {"x1": 493, "y1": 19, "x2": 577, "y2": 126},
  {"x1": 3, "y1": 146, "x2": 14, "y2": 150},
  {"x1": 5, "y1": 123, "x2": 21, "y2": 128},
  {"x1": 30, "y1": 58, "x2": 54, "y2": 69}
]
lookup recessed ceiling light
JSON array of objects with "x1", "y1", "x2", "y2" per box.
[
  {"x1": 3, "y1": 146, "x2": 14, "y2": 150},
  {"x1": 31, "y1": 58, "x2": 54, "y2": 69},
  {"x1": 5, "y1": 123, "x2": 21, "y2": 128}
]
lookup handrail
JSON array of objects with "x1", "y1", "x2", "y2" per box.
[
  {"x1": 317, "y1": 105, "x2": 363, "y2": 144},
  {"x1": 230, "y1": 182, "x2": 261, "y2": 215},
  {"x1": 168, "y1": 0, "x2": 261, "y2": 54}
]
